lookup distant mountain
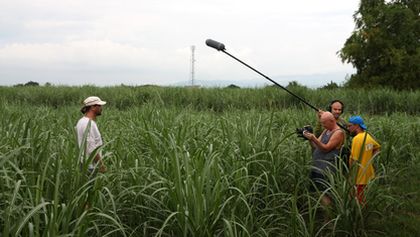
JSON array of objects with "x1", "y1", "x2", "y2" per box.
[
  {"x1": 173, "y1": 72, "x2": 351, "y2": 88},
  {"x1": 272, "y1": 72, "x2": 350, "y2": 88},
  {"x1": 173, "y1": 79, "x2": 266, "y2": 88}
]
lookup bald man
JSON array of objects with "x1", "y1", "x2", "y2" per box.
[{"x1": 303, "y1": 111, "x2": 345, "y2": 206}]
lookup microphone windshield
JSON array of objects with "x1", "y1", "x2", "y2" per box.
[{"x1": 205, "y1": 39, "x2": 225, "y2": 51}]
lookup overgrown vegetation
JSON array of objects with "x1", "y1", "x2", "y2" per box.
[
  {"x1": 0, "y1": 86, "x2": 419, "y2": 114},
  {"x1": 0, "y1": 86, "x2": 419, "y2": 236}
]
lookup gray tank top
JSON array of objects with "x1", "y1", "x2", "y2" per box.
[{"x1": 312, "y1": 129, "x2": 340, "y2": 173}]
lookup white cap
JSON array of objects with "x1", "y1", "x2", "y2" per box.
[{"x1": 83, "y1": 96, "x2": 106, "y2": 107}]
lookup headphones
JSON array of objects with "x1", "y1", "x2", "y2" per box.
[{"x1": 327, "y1": 100, "x2": 345, "y2": 113}]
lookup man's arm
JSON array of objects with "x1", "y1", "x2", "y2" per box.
[
  {"x1": 372, "y1": 147, "x2": 381, "y2": 157},
  {"x1": 93, "y1": 153, "x2": 101, "y2": 163},
  {"x1": 349, "y1": 155, "x2": 354, "y2": 167},
  {"x1": 372, "y1": 138, "x2": 381, "y2": 156},
  {"x1": 304, "y1": 130, "x2": 344, "y2": 152},
  {"x1": 94, "y1": 153, "x2": 107, "y2": 173},
  {"x1": 308, "y1": 139, "x2": 316, "y2": 150},
  {"x1": 308, "y1": 130, "x2": 325, "y2": 150},
  {"x1": 90, "y1": 122, "x2": 106, "y2": 173}
]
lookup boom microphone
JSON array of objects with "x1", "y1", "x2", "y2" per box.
[
  {"x1": 205, "y1": 39, "x2": 225, "y2": 51},
  {"x1": 205, "y1": 38, "x2": 350, "y2": 133},
  {"x1": 205, "y1": 38, "x2": 319, "y2": 111}
]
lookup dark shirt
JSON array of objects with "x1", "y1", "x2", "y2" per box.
[{"x1": 312, "y1": 129, "x2": 341, "y2": 174}]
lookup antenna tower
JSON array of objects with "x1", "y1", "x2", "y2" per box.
[{"x1": 190, "y1": 45, "x2": 195, "y2": 86}]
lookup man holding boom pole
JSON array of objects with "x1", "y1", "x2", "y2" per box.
[{"x1": 314, "y1": 100, "x2": 347, "y2": 137}]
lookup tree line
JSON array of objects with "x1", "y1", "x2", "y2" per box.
[{"x1": 339, "y1": 0, "x2": 419, "y2": 90}]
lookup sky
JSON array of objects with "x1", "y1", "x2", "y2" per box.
[{"x1": 0, "y1": 0, "x2": 360, "y2": 88}]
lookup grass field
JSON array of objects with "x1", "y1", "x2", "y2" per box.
[{"x1": 0, "y1": 86, "x2": 419, "y2": 236}]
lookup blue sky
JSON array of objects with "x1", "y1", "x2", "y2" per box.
[{"x1": 0, "y1": 0, "x2": 359, "y2": 87}]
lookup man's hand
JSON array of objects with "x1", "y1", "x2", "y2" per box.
[
  {"x1": 303, "y1": 131, "x2": 315, "y2": 141},
  {"x1": 99, "y1": 164, "x2": 107, "y2": 173}
]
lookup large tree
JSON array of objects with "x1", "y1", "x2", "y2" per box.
[{"x1": 339, "y1": 0, "x2": 420, "y2": 90}]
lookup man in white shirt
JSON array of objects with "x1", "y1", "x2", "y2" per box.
[{"x1": 76, "y1": 96, "x2": 107, "y2": 173}]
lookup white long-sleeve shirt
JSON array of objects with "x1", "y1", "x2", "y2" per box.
[{"x1": 75, "y1": 117, "x2": 103, "y2": 163}]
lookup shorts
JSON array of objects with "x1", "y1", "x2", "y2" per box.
[
  {"x1": 309, "y1": 171, "x2": 329, "y2": 192},
  {"x1": 356, "y1": 185, "x2": 366, "y2": 204}
]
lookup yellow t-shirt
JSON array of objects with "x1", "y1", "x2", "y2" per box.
[{"x1": 351, "y1": 132, "x2": 381, "y2": 184}]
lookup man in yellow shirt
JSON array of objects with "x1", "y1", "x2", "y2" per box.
[{"x1": 347, "y1": 116, "x2": 381, "y2": 203}]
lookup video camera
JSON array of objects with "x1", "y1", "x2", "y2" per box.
[{"x1": 296, "y1": 125, "x2": 313, "y2": 140}]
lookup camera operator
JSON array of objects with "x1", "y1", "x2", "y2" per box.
[
  {"x1": 314, "y1": 100, "x2": 351, "y2": 169},
  {"x1": 303, "y1": 111, "x2": 345, "y2": 207}
]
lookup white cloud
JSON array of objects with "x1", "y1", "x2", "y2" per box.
[
  {"x1": 0, "y1": 0, "x2": 358, "y2": 86},
  {"x1": 0, "y1": 40, "x2": 191, "y2": 71}
]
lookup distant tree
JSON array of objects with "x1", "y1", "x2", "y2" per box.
[
  {"x1": 226, "y1": 84, "x2": 240, "y2": 89},
  {"x1": 24, "y1": 81, "x2": 40, "y2": 86},
  {"x1": 45, "y1": 82, "x2": 52, "y2": 87},
  {"x1": 339, "y1": 0, "x2": 420, "y2": 90},
  {"x1": 139, "y1": 84, "x2": 160, "y2": 88},
  {"x1": 320, "y1": 81, "x2": 340, "y2": 90},
  {"x1": 286, "y1": 81, "x2": 306, "y2": 89}
]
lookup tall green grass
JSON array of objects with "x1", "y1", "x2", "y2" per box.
[
  {"x1": 0, "y1": 87, "x2": 419, "y2": 236},
  {"x1": 0, "y1": 86, "x2": 419, "y2": 114}
]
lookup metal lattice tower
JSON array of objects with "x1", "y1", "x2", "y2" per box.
[{"x1": 190, "y1": 45, "x2": 195, "y2": 86}]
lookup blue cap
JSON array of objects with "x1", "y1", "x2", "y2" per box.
[{"x1": 348, "y1": 116, "x2": 367, "y2": 130}]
